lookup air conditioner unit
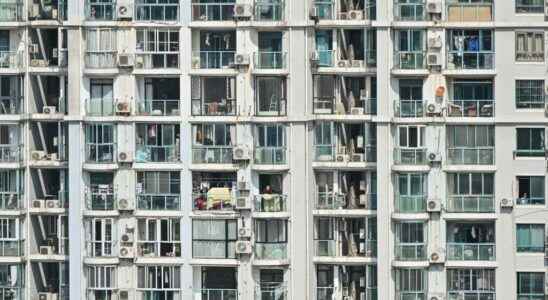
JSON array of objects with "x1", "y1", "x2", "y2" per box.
[
  {"x1": 29, "y1": 44, "x2": 38, "y2": 54},
  {"x1": 31, "y1": 150, "x2": 47, "y2": 160},
  {"x1": 500, "y1": 198, "x2": 514, "y2": 209},
  {"x1": 426, "y1": 0, "x2": 442, "y2": 13},
  {"x1": 39, "y1": 246, "x2": 55, "y2": 255},
  {"x1": 428, "y1": 37, "x2": 442, "y2": 49},
  {"x1": 38, "y1": 292, "x2": 58, "y2": 300},
  {"x1": 233, "y1": 4, "x2": 252, "y2": 18},
  {"x1": 115, "y1": 101, "x2": 130, "y2": 114},
  {"x1": 118, "y1": 290, "x2": 130, "y2": 300},
  {"x1": 429, "y1": 249, "x2": 445, "y2": 263},
  {"x1": 427, "y1": 53, "x2": 442, "y2": 66},
  {"x1": 351, "y1": 153, "x2": 364, "y2": 162},
  {"x1": 427, "y1": 152, "x2": 441, "y2": 163},
  {"x1": 234, "y1": 53, "x2": 249, "y2": 66},
  {"x1": 351, "y1": 107, "x2": 364, "y2": 115},
  {"x1": 235, "y1": 240, "x2": 252, "y2": 254},
  {"x1": 120, "y1": 232, "x2": 134, "y2": 243},
  {"x1": 119, "y1": 246, "x2": 135, "y2": 258},
  {"x1": 116, "y1": 2, "x2": 133, "y2": 19},
  {"x1": 118, "y1": 198, "x2": 134, "y2": 211},
  {"x1": 45, "y1": 200, "x2": 60, "y2": 209},
  {"x1": 427, "y1": 199, "x2": 441, "y2": 212},
  {"x1": 428, "y1": 293, "x2": 445, "y2": 300},
  {"x1": 118, "y1": 152, "x2": 133, "y2": 163},
  {"x1": 42, "y1": 106, "x2": 56, "y2": 114},
  {"x1": 234, "y1": 197, "x2": 250, "y2": 210},
  {"x1": 348, "y1": 10, "x2": 364, "y2": 20},
  {"x1": 233, "y1": 146, "x2": 250, "y2": 160},
  {"x1": 425, "y1": 102, "x2": 442, "y2": 115},
  {"x1": 238, "y1": 227, "x2": 252, "y2": 238},
  {"x1": 335, "y1": 154, "x2": 349, "y2": 163},
  {"x1": 237, "y1": 181, "x2": 248, "y2": 191},
  {"x1": 337, "y1": 60, "x2": 349, "y2": 68},
  {"x1": 117, "y1": 54, "x2": 134, "y2": 67},
  {"x1": 32, "y1": 200, "x2": 44, "y2": 208},
  {"x1": 309, "y1": 7, "x2": 319, "y2": 19}
]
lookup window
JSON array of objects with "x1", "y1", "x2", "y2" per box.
[
  {"x1": 137, "y1": 265, "x2": 180, "y2": 299},
  {"x1": 516, "y1": 32, "x2": 544, "y2": 62},
  {"x1": 87, "y1": 173, "x2": 114, "y2": 210},
  {"x1": 449, "y1": 80, "x2": 494, "y2": 117},
  {"x1": 447, "y1": 173, "x2": 494, "y2": 212},
  {"x1": 192, "y1": 171, "x2": 236, "y2": 211},
  {"x1": 255, "y1": 124, "x2": 286, "y2": 164},
  {"x1": 135, "y1": 123, "x2": 180, "y2": 162},
  {"x1": 394, "y1": 29, "x2": 425, "y2": 69},
  {"x1": 136, "y1": 171, "x2": 180, "y2": 210},
  {"x1": 517, "y1": 80, "x2": 545, "y2": 109},
  {"x1": 516, "y1": 0, "x2": 544, "y2": 13},
  {"x1": 135, "y1": 0, "x2": 179, "y2": 21},
  {"x1": 447, "y1": 30, "x2": 494, "y2": 69},
  {"x1": 137, "y1": 218, "x2": 181, "y2": 257},
  {"x1": 257, "y1": 32, "x2": 284, "y2": 69},
  {"x1": 136, "y1": 29, "x2": 180, "y2": 68},
  {"x1": 192, "y1": 123, "x2": 235, "y2": 164},
  {"x1": 85, "y1": 123, "x2": 115, "y2": 163},
  {"x1": 196, "y1": 31, "x2": 236, "y2": 69},
  {"x1": 394, "y1": 0, "x2": 425, "y2": 21},
  {"x1": 315, "y1": 30, "x2": 333, "y2": 67},
  {"x1": 86, "y1": 218, "x2": 113, "y2": 257},
  {"x1": 0, "y1": 264, "x2": 23, "y2": 298},
  {"x1": 396, "y1": 173, "x2": 427, "y2": 213},
  {"x1": 191, "y1": 76, "x2": 236, "y2": 116},
  {"x1": 0, "y1": 218, "x2": 19, "y2": 256},
  {"x1": 517, "y1": 224, "x2": 545, "y2": 252},
  {"x1": 256, "y1": 76, "x2": 287, "y2": 116},
  {"x1": 395, "y1": 222, "x2": 426, "y2": 260},
  {"x1": 395, "y1": 125, "x2": 426, "y2": 165},
  {"x1": 0, "y1": 124, "x2": 19, "y2": 163},
  {"x1": 87, "y1": 0, "x2": 115, "y2": 20},
  {"x1": 395, "y1": 268, "x2": 426, "y2": 299},
  {"x1": 87, "y1": 265, "x2": 116, "y2": 300},
  {"x1": 255, "y1": 219, "x2": 288, "y2": 259},
  {"x1": 397, "y1": 79, "x2": 423, "y2": 117},
  {"x1": 88, "y1": 79, "x2": 114, "y2": 116},
  {"x1": 313, "y1": 75, "x2": 335, "y2": 113},
  {"x1": 140, "y1": 78, "x2": 180, "y2": 116},
  {"x1": 259, "y1": 269, "x2": 285, "y2": 300},
  {"x1": 446, "y1": 222, "x2": 495, "y2": 261},
  {"x1": 192, "y1": 219, "x2": 237, "y2": 258},
  {"x1": 517, "y1": 272, "x2": 545, "y2": 300},
  {"x1": 447, "y1": 125, "x2": 494, "y2": 165},
  {"x1": 516, "y1": 128, "x2": 545, "y2": 157},
  {"x1": 85, "y1": 28, "x2": 116, "y2": 68},
  {"x1": 315, "y1": 122, "x2": 333, "y2": 160},
  {"x1": 517, "y1": 176, "x2": 545, "y2": 205},
  {"x1": 447, "y1": 269, "x2": 495, "y2": 298},
  {"x1": 316, "y1": 265, "x2": 334, "y2": 299},
  {"x1": 0, "y1": 170, "x2": 21, "y2": 210}
]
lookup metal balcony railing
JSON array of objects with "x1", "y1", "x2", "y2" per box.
[
  {"x1": 394, "y1": 2, "x2": 425, "y2": 21},
  {"x1": 137, "y1": 241, "x2": 182, "y2": 257},
  {"x1": 254, "y1": 147, "x2": 286, "y2": 165},
  {"x1": 255, "y1": 285, "x2": 287, "y2": 300},
  {"x1": 85, "y1": 144, "x2": 116, "y2": 163},
  {"x1": 254, "y1": 194, "x2": 287, "y2": 212},
  {"x1": 191, "y1": 98, "x2": 236, "y2": 116},
  {"x1": 446, "y1": 195, "x2": 495, "y2": 213},
  {"x1": 395, "y1": 243, "x2": 426, "y2": 261},
  {"x1": 447, "y1": 147, "x2": 494, "y2": 165},
  {"x1": 135, "y1": 145, "x2": 179, "y2": 163},
  {"x1": 395, "y1": 195, "x2": 427, "y2": 213},
  {"x1": 393, "y1": 148, "x2": 427, "y2": 165},
  {"x1": 86, "y1": 241, "x2": 114, "y2": 257},
  {"x1": 0, "y1": 51, "x2": 21, "y2": 69},
  {"x1": 137, "y1": 193, "x2": 180, "y2": 210},
  {"x1": 316, "y1": 287, "x2": 334, "y2": 300},
  {"x1": 447, "y1": 51, "x2": 495, "y2": 70},
  {"x1": 86, "y1": 190, "x2": 115, "y2": 210},
  {"x1": 193, "y1": 289, "x2": 238, "y2": 300},
  {"x1": 394, "y1": 100, "x2": 424, "y2": 118},
  {"x1": 135, "y1": 2, "x2": 179, "y2": 21},
  {"x1": 0, "y1": 96, "x2": 22, "y2": 114},
  {"x1": 315, "y1": 192, "x2": 345, "y2": 209},
  {"x1": 254, "y1": 0, "x2": 284, "y2": 21},
  {"x1": 84, "y1": 52, "x2": 117, "y2": 69},
  {"x1": 313, "y1": 97, "x2": 377, "y2": 115},
  {"x1": 394, "y1": 51, "x2": 426, "y2": 69},
  {"x1": 0, "y1": 240, "x2": 23, "y2": 256},
  {"x1": 447, "y1": 100, "x2": 494, "y2": 117},
  {"x1": 254, "y1": 243, "x2": 287, "y2": 260},
  {"x1": 191, "y1": 3, "x2": 235, "y2": 21},
  {"x1": 192, "y1": 51, "x2": 235, "y2": 69},
  {"x1": 254, "y1": 51, "x2": 286, "y2": 69},
  {"x1": 192, "y1": 146, "x2": 233, "y2": 164},
  {"x1": 135, "y1": 53, "x2": 179, "y2": 69},
  {"x1": 0, "y1": 145, "x2": 20, "y2": 163},
  {"x1": 446, "y1": 242, "x2": 495, "y2": 261},
  {"x1": 314, "y1": 145, "x2": 376, "y2": 163},
  {"x1": 137, "y1": 99, "x2": 180, "y2": 116},
  {"x1": 0, "y1": 2, "x2": 23, "y2": 21}
]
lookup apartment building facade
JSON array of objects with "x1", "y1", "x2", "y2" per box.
[{"x1": 0, "y1": 0, "x2": 545, "y2": 299}]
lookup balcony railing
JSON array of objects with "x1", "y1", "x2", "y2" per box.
[
  {"x1": 395, "y1": 195, "x2": 426, "y2": 213},
  {"x1": 254, "y1": 51, "x2": 286, "y2": 69},
  {"x1": 0, "y1": 96, "x2": 22, "y2": 114},
  {"x1": 448, "y1": 292, "x2": 495, "y2": 300},
  {"x1": 255, "y1": 285, "x2": 287, "y2": 300},
  {"x1": 0, "y1": 145, "x2": 20, "y2": 163},
  {"x1": 447, "y1": 1, "x2": 493, "y2": 22},
  {"x1": 393, "y1": 148, "x2": 427, "y2": 165},
  {"x1": 395, "y1": 243, "x2": 426, "y2": 261},
  {"x1": 0, "y1": 51, "x2": 21, "y2": 69},
  {"x1": 394, "y1": 3, "x2": 425, "y2": 21},
  {"x1": 192, "y1": 98, "x2": 236, "y2": 116},
  {"x1": 193, "y1": 289, "x2": 238, "y2": 300},
  {"x1": 0, "y1": 2, "x2": 23, "y2": 22},
  {"x1": 135, "y1": 145, "x2": 179, "y2": 163},
  {"x1": 136, "y1": 99, "x2": 180, "y2": 116},
  {"x1": 394, "y1": 100, "x2": 424, "y2": 118},
  {"x1": 192, "y1": 51, "x2": 235, "y2": 69},
  {"x1": 137, "y1": 241, "x2": 181, "y2": 257},
  {"x1": 85, "y1": 2, "x2": 116, "y2": 20},
  {"x1": 446, "y1": 195, "x2": 495, "y2": 213},
  {"x1": 447, "y1": 100, "x2": 494, "y2": 117},
  {"x1": 84, "y1": 52, "x2": 117, "y2": 69},
  {"x1": 254, "y1": 194, "x2": 287, "y2": 212},
  {"x1": 316, "y1": 287, "x2": 334, "y2": 300},
  {"x1": 135, "y1": 53, "x2": 179, "y2": 69},
  {"x1": 86, "y1": 98, "x2": 114, "y2": 116},
  {"x1": 447, "y1": 147, "x2": 494, "y2": 165},
  {"x1": 85, "y1": 144, "x2": 115, "y2": 163},
  {"x1": 394, "y1": 51, "x2": 426, "y2": 69},
  {"x1": 86, "y1": 241, "x2": 114, "y2": 257},
  {"x1": 137, "y1": 194, "x2": 180, "y2": 210},
  {"x1": 316, "y1": 49, "x2": 334, "y2": 67},
  {"x1": 314, "y1": 239, "x2": 376, "y2": 257},
  {"x1": 86, "y1": 190, "x2": 115, "y2": 210},
  {"x1": 135, "y1": 2, "x2": 179, "y2": 21},
  {"x1": 315, "y1": 192, "x2": 345, "y2": 209},
  {"x1": 313, "y1": 1, "x2": 369, "y2": 20},
  {"x1": 193, "y1": 191, "x2": 235, "y2": 211},
  {"x1": 516, "y1": 196, "x2": 545, "y2": 205},
  {"x1": 254, "y1": 243, "x2": 287, "y2": 260},
  {"x1": 191, "y1": 3, "x2": 235, "y2": 21},
  {"x1": 314, "y1": 239, "x2": 335, "y2": 256},
  {"x1": 446, "y1": 242, "x2": 495, "y2": 261},
  {"x1": 315, "y1": 145, "x2": 376, "y2": 163},
  {"x1": 447, "y1": 51, "x2": 494, "y2": 70},
  {"x1": 254, "y1": 147, "x2": 286, "y2": 165},
  {"x1": 192, "y1": 146, "x2": 233, "y2": 164},
  {"x1": 0, "y1": 240, "x2": 23, "y2": 256},
  {"x1": 313, "y1": 97, "x2": 377, "y2": 115},
  {"x1": 192, "y1": 240, "x2": 235, "y2": 258},
  {"x1": 254, "y1": 1, "x2": 284, "y2": 21}
]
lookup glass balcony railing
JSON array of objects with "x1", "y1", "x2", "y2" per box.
[
  {"x1": 448, "y1": 292, "x2": 495, "y2": 300},
  {"x1": 86, "y1": 241, "x2": 114, "y2": 257},
  {"x1": 0, "y1": 2, "x2": 22, "y2": 22},
  {"x1": 135, "y1": 145, "x2": 179, "y2": 163},
  {"x1": 86, "y1": 98, "x2": 114, "y2": 116},
  {"x1": 193, "y1": 240, "x2": 235, "y2": 258},
  {"x1": 447, "y1": 51, "x2": 494, "y2": 70},
  {"x1": 86, "y1": 190, "x2": 115, "y2": 210},
  {"x1": 192, "y1": 146, "x2": 233, "y2": 164},
  {"x1": 314, "y1": 240, "x2": 335, "y2": 256},
  {"x1": 254, "y1": 51, "x2": 286, "y2": 69},
  {"x1": 0, "y1": 240, "x2": 23, "y2": 256},
  {"x1": 135, "y1": 2, "x2": 179, "y2": 21},
  {"x1": 255, "y1": 1, "x2": 284, "y2": 21},
  {"x1": 317, "y1": 287, "x2": 334, "y2": 300},
  {"x1": 516, "y1": 196, "x2": 545, "y2": 205},
  {"x1": 84, "y1": 52, "x2": 117, "y2": 69},
  {"x1": 191, "y1": 3, "x2": 235, "y2": 21},
  {"x1": 315, "y1": 192, "x2": 345, "y2": 209},
  {"x1": 515, "y1": 148, "x2": 545, "y2": 157},
  {"x1": 313, "y1": 97, "x2": 377, "y2": 115},
  {"x1": 135, "y1": 53, "x2": 179, "y2": 69},
  {"x1": 85, "y1": 2, "x2": 116, "y2": 20},
  {"x1": 254, "y1": 243, "x2": 287, "y2": 260},
  {"x1": 0, "y1": 96, "x2": 22, "y2": 114},
  {"x1": 254, "y1": 147, "x2": 286, "y2": 165},
  {"x1": 193, "y1": 289, "x2": 238, "y2": 300},
  {"x1": 394, "y1": 3, "x2": 425, "y2": 21},
  {"x1": 192, "y1": 51, "x2": 235, "y2": 69},
  {"x1": 85, "y1": 144, "x2": 115, "y2": 163},
  {"x1": 395, "y1": 243, "x2": 426, "y2": 261},
  {"x1": 137, "y1": 194, "x2": 180, "y2": 210},
  {"x1": 393, "y1": 148, "x2": 427, "y2": 165},
  {"x1": 314, "y1": 239, "x2": 376, "y2": 257},
  {"x1": 447, "y1": 100, "x2": 494, "y2": 117},
  {"x1": 446, "y1": 195, "x2": 494, "y2": 213},
  {"x1": 191, "y1": 98, "x2": 236, "y2": 116},
  {"x1": 0, "y1": 145, "x2": 21, "y2": 163},
  {"x1": 395, "y1": 195, "x2": 426, "y2": 213},
  {"x1": 255, "y1": 285, "x2": 287, "y2": 300},
  {"x1": 315, "y1": 49, "x2": 334, "y2": 67},
  {"x1": 446, "y1": 242, "x2": 495, "y2": 261},
  {"x1": 394, "y1": 51, "x2": 426, "y2": 69},
  {"x1": 254, "y1": 194, "x2": 287, "y2": 212},
  {"x1": 0, "y1": 51, "x2": 21, "y2": 69},
  {"x1": 137, "y1": 241, "x2": 181, "y2": 257},
  {"x1": 314, "y1": 145, "x2": 376, "y2": 163},
  {"x1": 192, "y1": 191, "x2": 235, "y2": 211},
  {"x1": 446, "y1": 1, "x2": 493, "y2": 22},
  {"x1": 136, "y1": 99, "x2": 180, "y2": 116},
  {"x1": 394, "y1": 100, "x2": 424, "y2": 118},
  {"x1": 447, "y1": 147, "x2": 494, "y2": 165}
]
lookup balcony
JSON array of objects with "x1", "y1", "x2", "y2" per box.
[
  {"x1": 446, "y1": 0, "x2": 493, "y2": 22},
  {"x1": 84, "y1": 51, "x2": 117, "y2": 69},
  {"x1": 314, "y1": 239, "x2": 376, "y2": 258},
  {"x1": 394, "y1": 2, "x2": 425, "y2": 21},
  {"x1": 394, "y1": 100, "x2": 424, "y2": 118},
  {"x1": 192, "y1": 51, "x2": 235, "y2": 69},
  {"x1": 393, "y1": 148, "x2": 426, "y2": 165},
  {"x1": 193, "y1": 189, "x2": 235, "y2": 211},
  {"x1": 137, "y1": 99, "x2": 180, "y2": 116},
  {"x1": 0, "y1": 145, "x2": 20, "y2": 163},
  {"x1": 135, "y1": 1, "x2": 179, "y2": 21},
  {"x1": 254, "y1": 146, "x2": 286, "y2": 165},
  {"x1": 394, "y1": 51, "x2": 426, "y2": 70},
  {"x1": 447, "y1": 243, "x2": 495, "y2": 261},
  {"x1": 254, "y1": 51, "x2": 286, "y2": 69},
  {"x1": 395, "y1": 243, "x2": 426, "y2": 261},
  {"x1": 0, "y1": 240, "x2": 23, "y2": 256},
  {"x1": 315, "y1": 145, "x2": 377, "y2": 163},
  {"x1": 0, "y1": 2, "x2": 23, "y2": 22},
  {"x1": 86, "y1": 241, "x2": 114, "y2": 257},
  {"x1": 254, "y1": 243, "x2": 287, "y2": 260},
  {"x1": 315, "y1": 50, "x2": 376, "y2": 69},
  {"x1": 85, "y1": 188, "x2": 115, "y2": 210},
  {"x1": 85, "y1": 144, "x2": 115, "y2": 164},
  {"x1": 446, "y1": 195, "x2": 494, "y2": 213},
  {"x1": 192, "y1": 98, "x2": 236, "y2": 116},
  {"x1": 135, "y1": 52, "x2": 179, "y2": 69},
  {"x1": 135, "y1": 145, "x2": 179, "y2": 163},
  {"x1": 192, "y1": 146, "x2": 233, "y2": 164},
  {"x1": 447, "y1": 100, "x2": 494, "y2": 117},
  {"x1": 317, "y1": 287, "x2": 334, "y2": 300},
  {"x1": 0, "y1": 96, "x2": 22, "y2": 115},
  {"x1": 315, "y1": 192, "x2": 345, "y2": 210},
  {"x1": 395, "y1": 195, "x2": 426, "y2": 213},
  {"x1": 0, "y1": 51, "x2": 21, "y2": 69},
  {"x1": 193, "y1": 289, "x2": 238, "y2": 300},
  {"x1": 254, "y1": 0, "x2": 284, "y2": 21},
  {"x1": 137, "y1": 193, "x2": 180, "y2": 210},
  {"x1": 85, "y1": 98, "x2": 114, "y2": 116},
  {"x1": 447, "y1": 147, "x2": 494, "y2": 165},
  {"x1": 191, "y1": 2, "x2": 235, "y2": 21},
  {"x1": 314, "y1": 97, "x2": 376, "y2": 115},
  {"x1": 312, "y1": 1, "x2": 369, "y2": 21},
  {"x1": 85, "y1": 2, "x2": 115, "y2": 20},
  {"x1": 254, "y1": 194, "x2": 287, "y2": 212},
  {"x1": 447, "y1": 51, "x2": 494, "y2": 70}
]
